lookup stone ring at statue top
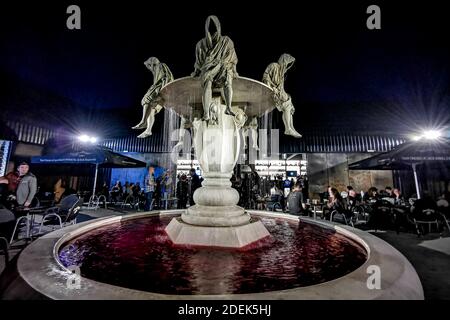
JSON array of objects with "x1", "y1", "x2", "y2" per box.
[{"x1": 158, "y1": 76, "x2": 276, "y2": 119}]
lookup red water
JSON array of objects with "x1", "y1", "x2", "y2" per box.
[{"x1": 58, "y1": 215, "x2": 367, "y2": 295}]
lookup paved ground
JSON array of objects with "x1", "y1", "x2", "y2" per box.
[
  {"x1": 1, "y1": 207, "x2": 449, "y2": 299},
  {"x1": 372, "y1": 230, "x2": 450, "y2": 299}
]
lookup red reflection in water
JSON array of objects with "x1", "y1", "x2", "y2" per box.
[{"x1": 59, "y1": 215, "x2": 367, "y2": 295}]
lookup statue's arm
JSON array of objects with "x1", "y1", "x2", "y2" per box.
[{"x1": 191, "y1": 42, "x2": 204, "y2": 77}]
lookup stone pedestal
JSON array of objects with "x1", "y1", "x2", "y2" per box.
[
  {"x1": 165, "y1": 96, "x2": 271, "y2": 248},
  {"x1": 166, "y1": 218, "x2": 270, "y2": 249}
]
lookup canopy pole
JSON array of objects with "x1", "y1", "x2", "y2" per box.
[
  {"x1": 93, "y1": 163, "x2": 99, "y2": 197},
  {"x1": 412, "y1": 163, "x2": 421, "y2": 199}
]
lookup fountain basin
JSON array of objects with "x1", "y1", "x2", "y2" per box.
[{"x1": 15, "y1": 210, "x2": 424, "y2": 299}]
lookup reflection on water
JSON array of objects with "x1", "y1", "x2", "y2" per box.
[{"x1": 59, "y1": 215, "x2": 367, "y2": 295}]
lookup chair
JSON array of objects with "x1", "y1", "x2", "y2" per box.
[
  {"x1": 121, "y1": 194, "x2": 139, "y2": 210},
  {"x1": 412, "y1": 209, "x2": 440, "y2": 236},
  {"x1": 0, "y1": 236, "x2": 8, "y2": 263},
  {"x1": 87, "y1": 195, "x2": 99, "y2": 210},
  {"x1": 9, "y1": 197, "x2": 41, "y2": 244},
  {"x1": 266, "y1": 195, "x2": 283, "y2": 212},
  {"x1": 440, "y1": 213, "x2": 450, "y2": 234},
  {"x1": 352, "y1": 204, "x2": 369, "y2": 225},
  {"x1": 436, "y1": 204, "x2": 450, "y2": 234},
  {"x1": 38, "y1": 194, "x2": 83, "y2": 234},
  {"x1": 97, "y1": 195, "x2": 108, "y2": 209},
  {"x1": 330, "y1": 210, "x2": 354, "y2": 227},
  {"x1": 0, "y1": 206, "x2": 13, "y2": 262},
  {"x1": 368, "y1": 201, "x2": 395, "y2": 231}
]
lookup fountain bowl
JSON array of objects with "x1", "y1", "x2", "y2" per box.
[{"x1": 12, "y1": 210, "x2": 424, "y2": 300}]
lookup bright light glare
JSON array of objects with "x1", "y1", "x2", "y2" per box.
[
  {"x1": 78, "y1": 134, "x2": 90, "y2": 142},
  {"x1": 423, "y1": 130, "x2": 441, "y2": 140},
  {"x1": 411, "y1": 129, "x2": 443, "y2": 142},
  {"x1": 78, "y1": 134, "x2": 98, "y2": 144}
]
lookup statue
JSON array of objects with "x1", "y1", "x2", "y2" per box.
[
  {"x1": 132, "y1": 57, "x2": 174, "y2": 138},
  {"x1": 262, "y1": 53, "x2": 302, "y2": 138},
  {"x1": 191, "y1": 15, "x2": 238, "y2": 122},
  {"x1": 174, "y1": 115, "x2": 192, "y2": 152},
  {"x1": 243, "y1": 117, "x2": 259, "y2": 150}
]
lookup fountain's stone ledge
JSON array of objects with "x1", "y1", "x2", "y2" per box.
[{"x1": 14, "y1": 210, "x2": 425, "y2": 300}]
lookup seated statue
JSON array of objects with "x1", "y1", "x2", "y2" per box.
[
  {"x1": 191, "y1": 15, "x2": 238, "y2": 122},
  {"x1": 263, "y1": 54, "x2": 302, "y2": 138},
  {"x1": 132, "y1": 57, "x2": 174, "y2": 138}
]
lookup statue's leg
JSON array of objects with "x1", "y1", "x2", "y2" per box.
[
  {"x1": 251, "y1": 128, "x2": 259, "y2": 150},
  {"x1": 243, "y1": 128, "x2": 248, "y2": 149},
  {"x1": 202, "y1": 80, "x2": 212, "y2": 121},
  {"x1": 224, "y1": 72, "x2": 235, "y2": 116},
  {"x1": 250, "y1": 117, "x2": 259, "y2": 150},
  {"x1": 282, "y1": 103, "x2": 302, "y2": 138},
  {"x1": 137, "y1": 108, "x2": 156, "y2": 138},
  {"x1": 132, "y1": 104, "x2": 149, "y2": 129},
  {"x1": 179, "y1": 116, "x2": 186, "y2": 143}
]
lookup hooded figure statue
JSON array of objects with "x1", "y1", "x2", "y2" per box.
[
  {"x1": 263, "y1": 54, "x2": 302, "y2": 138},
  {"x1": 133, "y1": 57, "x2": 174, "y2": 138},
  {"x1": 192, "y1": 15, "x2": 238, "y2": 122}
]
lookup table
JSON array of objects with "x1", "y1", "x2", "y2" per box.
[{"x1": 309, "y1": 203, "x2": 325, "y2": 220}]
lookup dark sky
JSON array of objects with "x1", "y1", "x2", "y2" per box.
[{"x1": 1, "y1": 1, "x2": 449, "y2": 138}]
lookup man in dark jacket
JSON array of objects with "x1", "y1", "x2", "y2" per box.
[
  {"x1": 176, "y1": 174, "x2": 189, "y2": 209},
  {"x1": 189, "y1": 168, "x2": 202, "y2": 206}
]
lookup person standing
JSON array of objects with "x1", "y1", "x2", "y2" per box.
[
  {"x1": 176, "y1": 174, "x2": 189, "y2": 209},
  {"x1": 189, "y1": 168, "x2": 202, "y2": 206},
  {"x1": 15, "y1": 162, "x2": 37, "y2": 208},
  {"x1": 144, "y1": 167, "x2": 156, "y2": 211},
  {"x1": 0, "y1": 169, "x2": 19, "y2": 205},
  {"x1": 301, "y1": 175, "x2": 309, "y2": 203}
]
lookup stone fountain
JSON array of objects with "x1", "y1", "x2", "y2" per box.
[
  {"x1": 5, "y1": 15, "x2": 424, "y2": 300},
  {"x1": 132, "y1": 15, "x2": 302, "y2": 248}
]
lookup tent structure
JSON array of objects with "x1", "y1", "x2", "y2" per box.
[
  {"x1": 348, "y1": 138, "x2": 450, "y2": 199},
  {"x1": 31, "y1": 147, "x2": 147, "y2": 195}
]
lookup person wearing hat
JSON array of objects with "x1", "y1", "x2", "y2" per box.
[{"x1": 15, "y1": 162, "x2": 37, "y2": 208}]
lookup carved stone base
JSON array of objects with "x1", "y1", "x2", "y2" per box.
[
  {"x1": 183, "y1": 205, "x2": 251, "y2": 226},
  {"x1": 165, "y1": 217, "x2": 271, "y2": 249}
]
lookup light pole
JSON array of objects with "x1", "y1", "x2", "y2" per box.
[{"x1": 77, "y1": 134, "x2": 100, "y2": 196}]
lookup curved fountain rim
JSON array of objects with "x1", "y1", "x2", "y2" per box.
[
  {"x1": 160, "y1": 75, "x2": 274, "y2": 91},
  {"x1": 17, "y1": 210, "x2": 424, "y2": 300}
]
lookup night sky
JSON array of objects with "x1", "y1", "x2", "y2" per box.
[{"x1": 1, "y1": 1, "x2": 449, "y2": 138}]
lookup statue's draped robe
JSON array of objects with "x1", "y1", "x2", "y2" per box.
[
  {"x1": 193, "y1": 33, "x2": 238, "y2": 88},
  {"x1": 262, "y1": 54, "x2": 295, "y2": 112},
  {"x1": 142, "y1": 63, "x2": 174, "y2": 110}
]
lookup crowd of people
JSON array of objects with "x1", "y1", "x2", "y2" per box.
[
  {"x1": 1, "y1": 160, "x2": 449, "y2": 237},
  {"x1": 102, "y1": 167, "x2": 203, "y2": 211},
  {"x1": 284, "y1": 182, "x2": 450, "y2": 233}
]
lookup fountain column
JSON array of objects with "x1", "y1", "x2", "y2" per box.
[{"x1": 165, "y1": 95, "x2": 271, "y2": 248}]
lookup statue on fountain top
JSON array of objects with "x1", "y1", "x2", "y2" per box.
[
  {"x1": 263, "y1": 53, "x2": 302, "y2": 138},
  {"x1": 132, "y1": 57, "x2": 174, "y2": 138},
  {"x1": 191, "y1": 15, "x2": 238, "y2": 123}
]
